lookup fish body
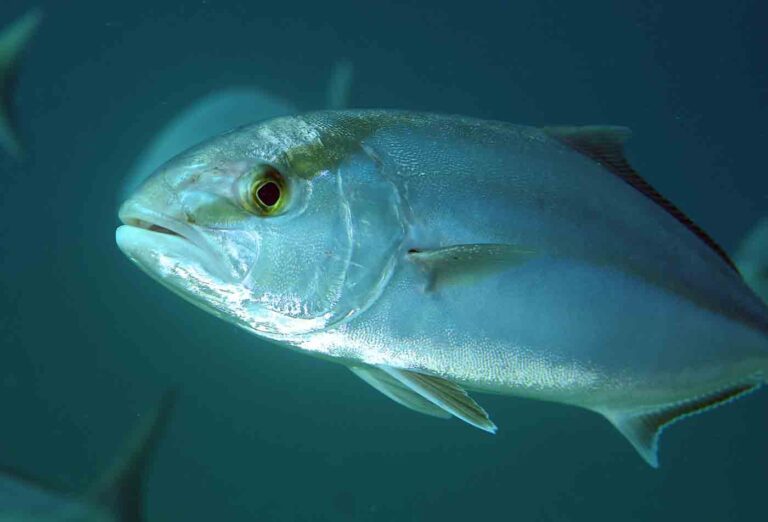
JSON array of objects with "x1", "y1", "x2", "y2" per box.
[
  {"x1": 117, "y1": 111, "x2": 768, "y2": 466},
  {"x1": 0, "y1": 393, "x2": 173, "y2": 522}
]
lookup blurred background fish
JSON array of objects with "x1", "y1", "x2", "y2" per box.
[
  {"x1": 121, "y1": 60, "x2": 353, "y2": 201},
  {"x1": 736, "y1": 219, "x2": 768, "y2": 304},
  {"x1": 0, "y1": 392, "x2": 174, "y2": 522},
  {"x1": 0, "y1": 9, "x2": 40, "y2": 158}
]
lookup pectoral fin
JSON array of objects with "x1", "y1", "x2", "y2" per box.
[
  {"x1": 408, "y1": 244, "x2": 536, "y2": 291},
  {"x1": 601, "y1": 378, "x2": 762, "y2": 468},
  {"x1": 350, "y1": 366, "x2": 451, "y2": 419},
  {"x1": 380, "y1": 367, "x2": 497, "y2": 433}
]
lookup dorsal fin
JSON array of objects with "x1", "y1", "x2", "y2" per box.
[
  {"x1": 602, "y1": 378, "x2": 762, "y2": 467},
  {"x1": 544, "y1": 125, "x2": 738, "y2": 273}
]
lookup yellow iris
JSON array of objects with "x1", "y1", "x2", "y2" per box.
[{"x1": 242, "y1": 165, "x2": 287, "y2": 216}]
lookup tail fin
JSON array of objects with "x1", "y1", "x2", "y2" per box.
[
  {"x1": 0, "y1": 9, "x2": 42, "y2": 157},
  {"x1": 735, "y1": 218, "x2": 768, "y2": 303},
  {"x1": 85, "y1": 391, "x2": 176, "y2": 522}
]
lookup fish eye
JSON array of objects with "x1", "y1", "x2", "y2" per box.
[
  {"x1": 241, "y1": 165, "x2": 288, "y2": 216},
  {"x1": 255, "y1": 180, "x2": 280, "y2": 207}
]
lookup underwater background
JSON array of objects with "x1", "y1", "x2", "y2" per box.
[{"x1": 1, "y1": 0, "x2": 767, "y2": 520}]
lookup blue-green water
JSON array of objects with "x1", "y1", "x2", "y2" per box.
[{"x1": 1, "y1": 1, "x2": 767, "y2": 520}]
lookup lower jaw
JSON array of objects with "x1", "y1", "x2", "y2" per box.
[{"x1": 115, "y1": 225, "x2": 230, "y2": 282}]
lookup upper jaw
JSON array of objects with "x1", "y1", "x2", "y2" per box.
[
  {"x1": 119, "y1": 199, "x2": 195, "y2": 240},
  {"x1": 117, "y1": 198, "x2": 220, "y2": 262},
  {"x1": 116, "y1": 198, "x2": 230, "y2": 281}
]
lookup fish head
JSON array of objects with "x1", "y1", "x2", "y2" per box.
[{"x1": 117, "y1": 113, "x2": 406, "y2": 339}]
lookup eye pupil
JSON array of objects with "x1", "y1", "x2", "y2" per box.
[
  {"x1": 256, "y1": 181, "x2": 280, "y2": 207},
  {"x1": 242, "y1": 165, "x2": 287, "y2": 215}
]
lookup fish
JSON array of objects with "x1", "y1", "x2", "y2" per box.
[
  {"x1": 115, "y1": 111, "x2": 768, "y2": 467},
  {"x1": 120, "y1": 60, "x2": 353, "y2": 201},
  {"x1": 0, "y1": 392, "x2": 174, "y2": 521},
  {"x1": 735, "y1": 217, "x2": 768, "y2": 305},
  {"x1": 0, "y1": 9, "x2": 41, "y2": 158}
]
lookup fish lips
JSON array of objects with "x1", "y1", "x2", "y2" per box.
[{"x1": 116, "y1": 205, "x2": 229, "y2": 283}]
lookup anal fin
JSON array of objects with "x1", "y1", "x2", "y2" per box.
[{"x1": 602, "y1": 378, "x2": 762, "y2": 468}]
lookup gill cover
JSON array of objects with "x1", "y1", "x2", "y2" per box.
[
  {"x1": 333, "y1": 143, "x2": 406, "y2": 324},
  {"x1": 250, "y1": 141, "x2": 405, "y2": 333}
]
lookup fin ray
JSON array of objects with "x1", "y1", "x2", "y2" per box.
[
  {"x1": 408, "y1": 243, "x2": 536, "y2": 291},
  {"x1": 381, "y1": 367, "x2": 497, "y2": 433},
  {"x1": 350, "y1": 366, "x2": 451, "y2": 418}
]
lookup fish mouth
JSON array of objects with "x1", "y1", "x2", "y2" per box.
[
  {"x1": 137, "y1": 221, "x2": 183, "y2": 238},
  {"x1": 120, "y1": 216, "x2": 189, "y2": 241},
  {"x1": 116, "y1": 204, "x2": 228, "y2": 281},
  {"x1": 118, "y1": 204, "x2": 193, "y2": 241}
]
